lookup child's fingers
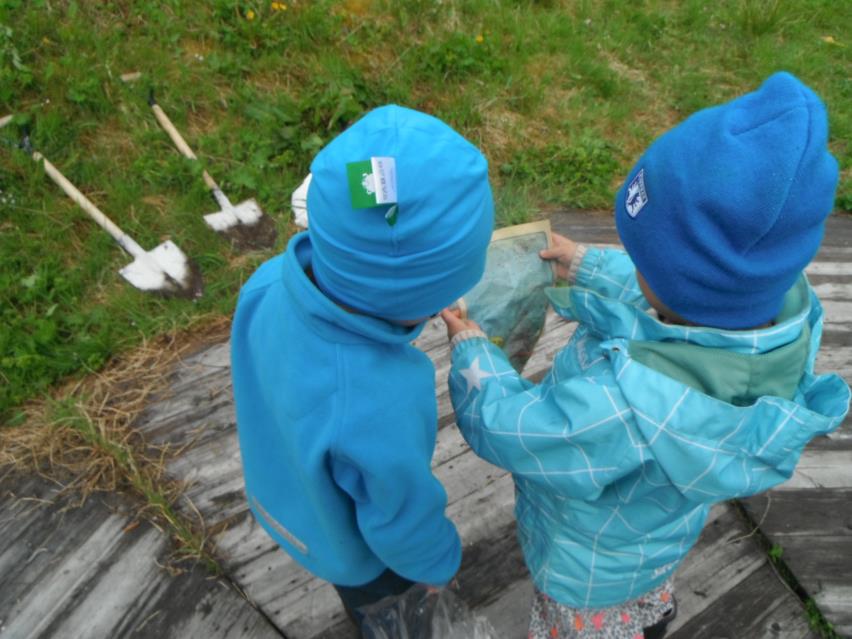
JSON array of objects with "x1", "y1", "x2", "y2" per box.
[
  {"x1": 440, "y1": 308, "x2": 465, "y2": 330},
  {"x1": 440, "y1": 309, "x2": 483, "y2": 340},
  {"x1": 541, "y1": 233, "x2": 575, "y2": 259},
  {"x1": 552, "y1": 232, "x2": 573, "y2": 246},
  {"x1": 440, "y1": 309, "x2": 466, "y2": 340},
  {"x1": 539, "y1": 246, "x2": 565, "y2": 260},
  {"x1": 463, "y1": 318, "x2": 482, "y2": 331}
]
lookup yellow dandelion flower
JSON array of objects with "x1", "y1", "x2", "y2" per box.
[
  {"x1": 271, "y1": 1, "x2": 287, "y2": 10},
  {"x1": 246, "y1": 9, "x2": 256, "y2": 20},
  {"x1": 475, "y1": 34, "x2": 484, "y2": 44}
]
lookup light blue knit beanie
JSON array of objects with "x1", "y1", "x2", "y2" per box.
[
  {"x1": 615, "y1": 72, "x2": 838, "y2": 329},
  {"x1": 308, "y1": 105, "x2": 494, "y2": 321}
]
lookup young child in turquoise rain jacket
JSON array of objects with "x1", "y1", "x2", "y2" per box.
[
  {"x1": 231, "y1": 105, "x2": 493, "y2": 628},
  {"x1": 442, "y1": 72, "x2": 851, "y2": 639}
]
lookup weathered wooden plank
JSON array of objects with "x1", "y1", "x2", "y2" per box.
[
  {"x1": 134, "y1": 342, "x2": 233, "y2": 449},
  {"x1": 815, "y1": 586, "x2": 852, "y2": 639},
  {"x1": 476, "y1": 578, "x2": 534, "y2": 639},
  {"x1": 820, "y1": 301, "x2": 852, "y2": 331},
  {"x1": 812, "y1": 282, "x2": 852, "y2": 300},
  {"x1": 744, "y1": 491, "x2": 852, "y2": 538},
  {"x1": 0, "y1": 475, "x2": 280, "y2": 639},
  {"x1": 667, "y1": 504, "x2": 771, "y2": 633},
  {"x1": 743, "y1": 491, "x2": 852, "y2": 638},
  {"x1": 774, "y1": 450, "x2": 852, "y2": 489},
  {"x1": 549, "y1": 210, "x2": 620, "y2": 244},
  {"x1": 550, "y1": 209, "x2": 852, "y2": 247},
  {"x1": 806, "y1": 263, "x2": 852, "y2": 277},
  {"x1": 668, "y1": 566, "x2": 817, "y2": 639},
  {"x1": 815, "y1": 343, "x2": 852, "y2": 379}
]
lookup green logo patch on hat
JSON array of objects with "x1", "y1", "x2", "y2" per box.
[{"x1": 346, "y1": 157, "x2": 398, "y2": 210}]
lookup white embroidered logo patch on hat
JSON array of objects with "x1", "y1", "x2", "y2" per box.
[
  {"x1": 346, "y1": 157, "x2": 398, "y2": 209},
  {"x1": 626, "y1": 168, "x2": 648, "y2": 218}
]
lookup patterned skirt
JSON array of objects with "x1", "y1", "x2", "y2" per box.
[{"x1": 528, "y1": 580, "x2": 675, "y2": 639}]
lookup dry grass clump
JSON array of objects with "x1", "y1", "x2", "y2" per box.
[{"x1": 0, "y1": 315, "x2": 231, "y2": 572}]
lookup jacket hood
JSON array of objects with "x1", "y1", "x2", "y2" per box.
[
  {"x1": 284, "y1": 232, "x2": 425, "y2": 345},
  {"x1": 546, "y1": 275, "x2": 850, "y2": 501}
]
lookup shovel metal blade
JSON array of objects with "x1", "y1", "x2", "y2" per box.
[
  {"x1": 119, "y1": 240, "x2": 199, "y2": 296},
  {"x1": 291, "y1": 173, "x2": 311, "y2": 229},
  {"x1": 203, "y1": 198, "x2": 264, "y2": 232}
]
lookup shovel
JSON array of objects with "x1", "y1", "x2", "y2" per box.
[
  {"x1": 148, "y1": 91, "x2": 277, "y2": 250},
  {"x1": 24, "y1": 136, "x2": 203, "y2": 298}
]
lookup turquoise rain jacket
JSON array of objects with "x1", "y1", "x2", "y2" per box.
[
  {"x1": 232, "y1": 232, "x2": 461, "y2": 587},
  {"x1": 448, "y1": 247, "x2": 849, "y2": 608}
]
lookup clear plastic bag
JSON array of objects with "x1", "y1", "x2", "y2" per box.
[
  {"x1": 456, "y1": 221, "x2": 555, "y2": 372},
  {"x1": 359, "y1": 584, "x2": 502, "y2": 639}
]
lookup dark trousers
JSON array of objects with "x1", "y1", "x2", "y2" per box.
[{"x1": 333, "y1": 569, "x2": 416, "y2": 626}]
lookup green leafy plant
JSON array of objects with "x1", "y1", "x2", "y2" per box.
[
  {"x1": 0, "y1": 24, "x2": 32, "y2": 101},
  {"x1": 416, "y1": 31, "x2": 505, "y2": 80}
]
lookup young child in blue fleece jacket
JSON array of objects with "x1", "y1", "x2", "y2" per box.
[
  {"x1": 231, "y1": 105, "x2": 493, "y2": 629},
  {"x1": 441, "y1": 72, "x2": 851, "y2": 639}
]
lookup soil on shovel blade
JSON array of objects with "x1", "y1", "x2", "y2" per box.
[
  {"x1": 160, "y1": 258, "x2": 204, "y2": 300},
  {"x1": 223, "y1": 214, "x2": 278, "y2": 251}
]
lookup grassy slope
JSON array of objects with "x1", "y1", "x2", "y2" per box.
[{"x1": 1, "y1": 0, "x2": 850, "y2": 420}]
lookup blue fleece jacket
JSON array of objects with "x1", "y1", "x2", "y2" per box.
[{"x1": 231, "y1": 232, "x2": 461, "y2": 586}]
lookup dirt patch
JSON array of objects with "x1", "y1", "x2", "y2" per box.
[
  {"x1": 604, "y1": 54, "x2": 648, "y2": 85},
  {"x1": 82, "y1": 117, "x2": 140, "y2": 160},
  {"x1": 481, "y1": 106, "x2": 551, "y2": 166}
]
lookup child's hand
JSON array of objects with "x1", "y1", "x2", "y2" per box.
[
  {"x1": 540, "y1": 232, "x2": 578, "y2": 281},
  {"x1": 440, "y1": 308, "x2": 483, "y2": 341}
]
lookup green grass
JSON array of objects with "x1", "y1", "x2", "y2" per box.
[{"x1": 1, "y1": 0, "x2": 851, "y2": 421}]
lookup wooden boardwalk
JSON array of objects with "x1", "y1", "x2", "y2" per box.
[
  {"x1": 1, "y1": 210, "x2": 849, "y2": 638},
  {"x1": 0, "y1": 474, "x2": 279, "y2": 639}
]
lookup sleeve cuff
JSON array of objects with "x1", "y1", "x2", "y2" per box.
[
  {"x1": 450, "y1": 329, "x2": 487, "y2": 350},
  {"x1": 566, "y1": 244, "x2": 588, "y2": 284}
]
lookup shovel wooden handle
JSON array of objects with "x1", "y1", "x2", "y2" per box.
[
  {"x1": 150, "y1": 103, "x2": 218, "y2": 192},
  {"x1": 34, "y1": 151, "x2": 145, "y2": 258}
]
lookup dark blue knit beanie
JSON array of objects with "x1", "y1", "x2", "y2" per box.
[
  {"x1": 308, "y1": 105, "x2": 494, "y2": 321},
  {"x1": 615, "y1": 72, "x2": 838, "y2": 329}
]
